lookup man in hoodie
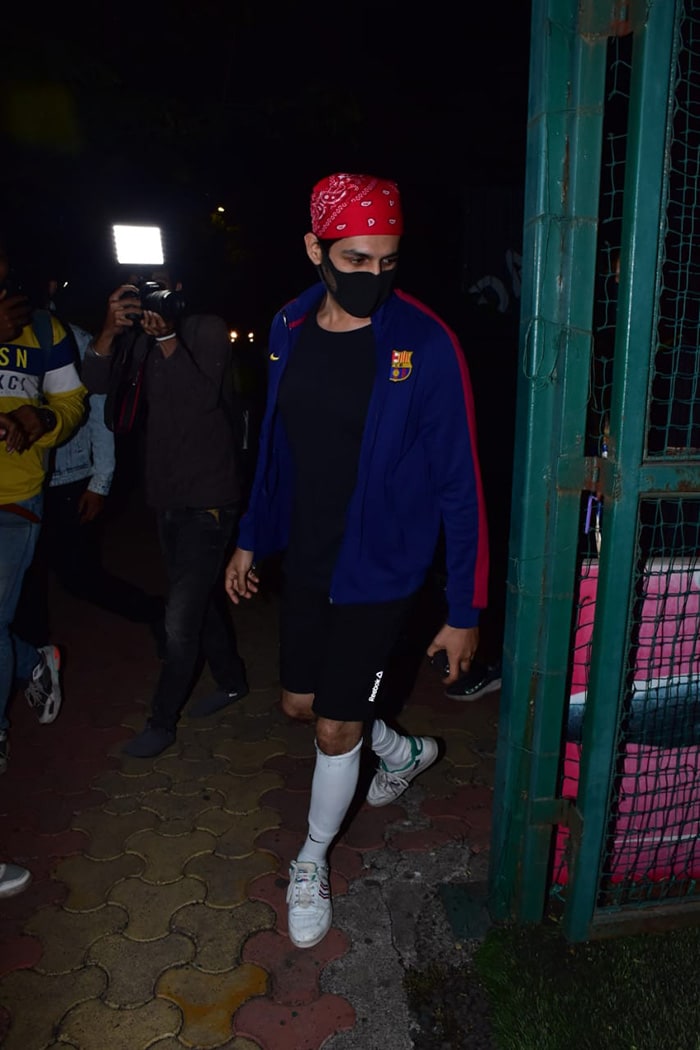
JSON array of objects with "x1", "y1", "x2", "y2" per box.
[{"x1": 225, "y1": 173, "x2": 489, "y2": 950}]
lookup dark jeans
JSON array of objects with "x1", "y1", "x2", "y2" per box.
[
  {"x1": 14, "y1": 479, "x2": 163, "y2": 647},
  {"x1": 150, "y1": 505, "x2": 246, "y2": 732}
]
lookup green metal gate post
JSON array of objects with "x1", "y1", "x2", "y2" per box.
[
  {"x1": 489, "y1": 0, "x2": 618, "y2": 923},
  {"x1": 564, "y1": 0, "x2": 681, "y2": 941}
]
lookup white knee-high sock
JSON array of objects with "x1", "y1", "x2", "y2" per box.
[
  {"x1": 297, "y1": 738, "x2": 362, "y2": 865},
  {"x1": 371, "y1": 719, "x2": 413, "y2": 771}
]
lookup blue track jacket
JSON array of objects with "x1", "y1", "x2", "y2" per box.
[{"x1": 238, "y1": 283, "x2": 489, "y2": 628}]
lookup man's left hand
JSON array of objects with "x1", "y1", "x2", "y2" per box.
[
  {"x1": 78, "y1": 490, "x2": 105, "y2": 523},
  {"x1": 427, "y1": 624, "x2": 479, "y2": 685},
  {"x1": 142, "y1": 311, "x2": 176, "y2": 344}
]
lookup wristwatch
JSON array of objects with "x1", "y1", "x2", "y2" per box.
[{"x1": 36, "y1": 407, "x2": 57, "y2": 433}]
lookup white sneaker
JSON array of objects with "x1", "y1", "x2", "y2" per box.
[
  {"x1": 367, "y1": 735, "x2": 439, "y2": 807},
  {"x1": 0, "y1": 863, "x2": 32, "y2": 898},
  {"x1": 286, "y1": 859, "x2": 332, "y2": 949},
  {"x1": 25, "y1": 645, "x2": 62, "y2": 724}
]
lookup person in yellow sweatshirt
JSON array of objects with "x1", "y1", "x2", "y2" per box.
[{"x1": 0, "y1": 237, "x2": 86, "y2": 796}]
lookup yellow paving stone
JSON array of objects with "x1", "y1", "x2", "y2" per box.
[
  {"x1": 109, "y1": 877, "x2": 206, "y2": 940},
  {"x1": 140, "y1": 787, "x2": 225, "y2": 825},
  {"x1": 263, "y1": 724, "x2": 317, "y2": 757},
  {"x1": 88, "y1": 932, "x2": 196, "y2": 1007},
  {"x1": 185, "y1": 851, "x2": 278, "y2": 907},
  {"x1": 149, "y1": 1033, "x2": 262, "y2": 1050},
  {"x1": 196, "y1": 770, "x2": 284, "y2": 814},
  {"x1": 156, "y1": 818, "x2": 210, "y2": 837},
  {"x1": 171, "y1": 900, "x2": 275, "y2": 971},
  {"x1": 154, "y1": 754, "x2": 232, "y2": 781},
  {"x1": 169, "y1": 778, "x2": 222, "y2": 798},
  {"x1": 92, "y1": 770, "x2": 171, "y2": 796},
  {"x1": 175, "y1": 739, "x2": 219, "y2": 761},
  {"x1": 220, "y1": 713, "x2": 280, "y2": 744},
  {"x1": 127, "y1": 828, "x2": 217, "y2": 883},
  {"x1": 103, "y1": 796, "x2": 141, "y2": 816},
  {"x1": 26, "y1": 903, "x2": 128, "y2": 974},
  {"x1": 211, "y1": 808, "x2": 281, "y2": 857},
  {"x1": 55, "y1": 854, "x2": 144, "y2": 912},
  {"x1": 230, "y1": 689, "x2": 278, "y2": 718},
  {"x1": 0, "y1": 966, "x2": 106, "y2": 1050},
  {"x1": 71, "y1": 807, "x2": 160, "y2": 860},
  {"x1": 60, "y1": 996, "x2": 181, "y2": 1049},
  {"x1": 157, "y1": 964, "x2": 268, "y2": 1048},
  {"x1": 440, "y1": 735, "x2": 482, "y2": 767},
  {"x1": 212, "y1": 738, "x2": 286, "y2": 774},
  {"x1": 196, "y1": 804, "x2": 280, "y2": 842}
]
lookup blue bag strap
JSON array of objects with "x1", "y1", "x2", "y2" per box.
[{"x1": 30, "y1": 309, "x2": 54, "y2": 384}]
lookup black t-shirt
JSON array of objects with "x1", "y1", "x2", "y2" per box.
[{"x1": 277, "y1": 315, "x2": 376, "y2": 589}]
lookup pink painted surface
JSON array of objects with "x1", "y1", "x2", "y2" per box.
[{"x1": 554, "y1": 559, "x2": 700, "y2": 885}]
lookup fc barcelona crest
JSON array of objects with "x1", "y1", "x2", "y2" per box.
[{"x1": 390, "y1": 349, "x2": 413, "y2": 382}]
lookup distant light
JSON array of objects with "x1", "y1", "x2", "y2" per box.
[
  {"x1": 229, "y1": 330, "x2": 238, "y2": 342},
  {"x1": 247, "y1": 331, "x2": 255, "y2": 342},
  {"x1": 217, "y1": 206, "x2": 225, "y2": 213},
  {"x1": 112, "y1": 225, "x2": 164, "y2": 266},
  {"x1": 62, "y1": 281, "x2": 69, "y2": 289}
]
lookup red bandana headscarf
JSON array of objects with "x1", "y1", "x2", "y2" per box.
[{"x1": 310, "y1": 173, "x2": 404, "y2": 239}]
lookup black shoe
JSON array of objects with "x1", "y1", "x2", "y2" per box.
[
  {"x1": 122, "y1": 726, "x2": 175, "y2": 758},
  {"x1": 445, "y1": 661, "x2": 502, "y2": 701},
  {"x1": 188, "y1": 685, "x2": 250, "y2": 718}
]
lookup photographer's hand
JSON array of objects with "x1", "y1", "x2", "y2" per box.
[
  {"x1": 93, "y1": 285, "x2": 142, "y2": 356},
  {"x1": 142, "y1": 310, "x2": 177, "y2": 357},
  {"x1": 0, "y1": 289, "x2": 31, "y2": 343}
]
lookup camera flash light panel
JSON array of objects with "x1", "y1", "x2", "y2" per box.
[{"x1": 112, "y1": 225, "x2": 164, "y2": 265}]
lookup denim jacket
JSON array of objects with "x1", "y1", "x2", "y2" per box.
[{"x1": 49, "y1": 325, "x2": 115, "y2": 495}]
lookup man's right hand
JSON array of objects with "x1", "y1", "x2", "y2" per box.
[
  {"x1": 93, "y1": 285, "x2": 142, "y2": 355},
  {"x1": 0, "y1": 289, "x2": 31, "y2": 343},
  {"x1": 0, "y1": 411, "x2": 29, "y2": 454},
  {"x1": 225, "y1": 548, "x2": 259, "y2": 604}
]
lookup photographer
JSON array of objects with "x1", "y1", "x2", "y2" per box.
[{"x1": 83, "y1": 270, "x2": 248, "y2": 757}]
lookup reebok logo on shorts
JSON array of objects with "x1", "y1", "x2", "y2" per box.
[{"x1": 367, "y1": 670, "x2": 383, "y2": 703}]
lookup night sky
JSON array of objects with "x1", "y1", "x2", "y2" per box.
[{"x1": 1, "y1": 2, "x2": 532, "y2": 333}]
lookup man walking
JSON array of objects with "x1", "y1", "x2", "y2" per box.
[
  {"x1": 225, "y1": 173, "x2": 489, "y2": 949},
  {"x1": 82, "y1": 268, "x2": 248, "y2": 757}
]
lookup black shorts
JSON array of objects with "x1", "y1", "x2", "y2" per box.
[{"x1": 279, "y1": 585, "x2": 415, "y2": 722}]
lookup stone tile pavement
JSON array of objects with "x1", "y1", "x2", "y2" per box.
[{"x1": 0, "y1": 496, "x2": 500, "y2": 1050}]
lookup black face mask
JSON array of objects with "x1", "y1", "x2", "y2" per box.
[{"x1": 318, "y1": 251, "x2": 396, "y2": 318}]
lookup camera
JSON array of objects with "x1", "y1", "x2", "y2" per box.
[
  {"x1": 121, "y1": 280, "x2": 186, "y2": 327},
  {"x1": 139, "y1": 281, "x2": 185, "y2": 325}
]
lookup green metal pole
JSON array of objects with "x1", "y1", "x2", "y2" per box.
[
  {"x1": 490, "y1": 0, "x2": 609, "y2": 922},
  {"x1": 564, "y1": 0, "x2": 681, "y2": 942}
]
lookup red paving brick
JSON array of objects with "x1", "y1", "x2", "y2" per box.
[
  {"x1": 232, "y1": 994, "x2": 356, "y2": 1050},
  {"x1": 242, "y1": 928, "x2": 351, "y2": 1004}
]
